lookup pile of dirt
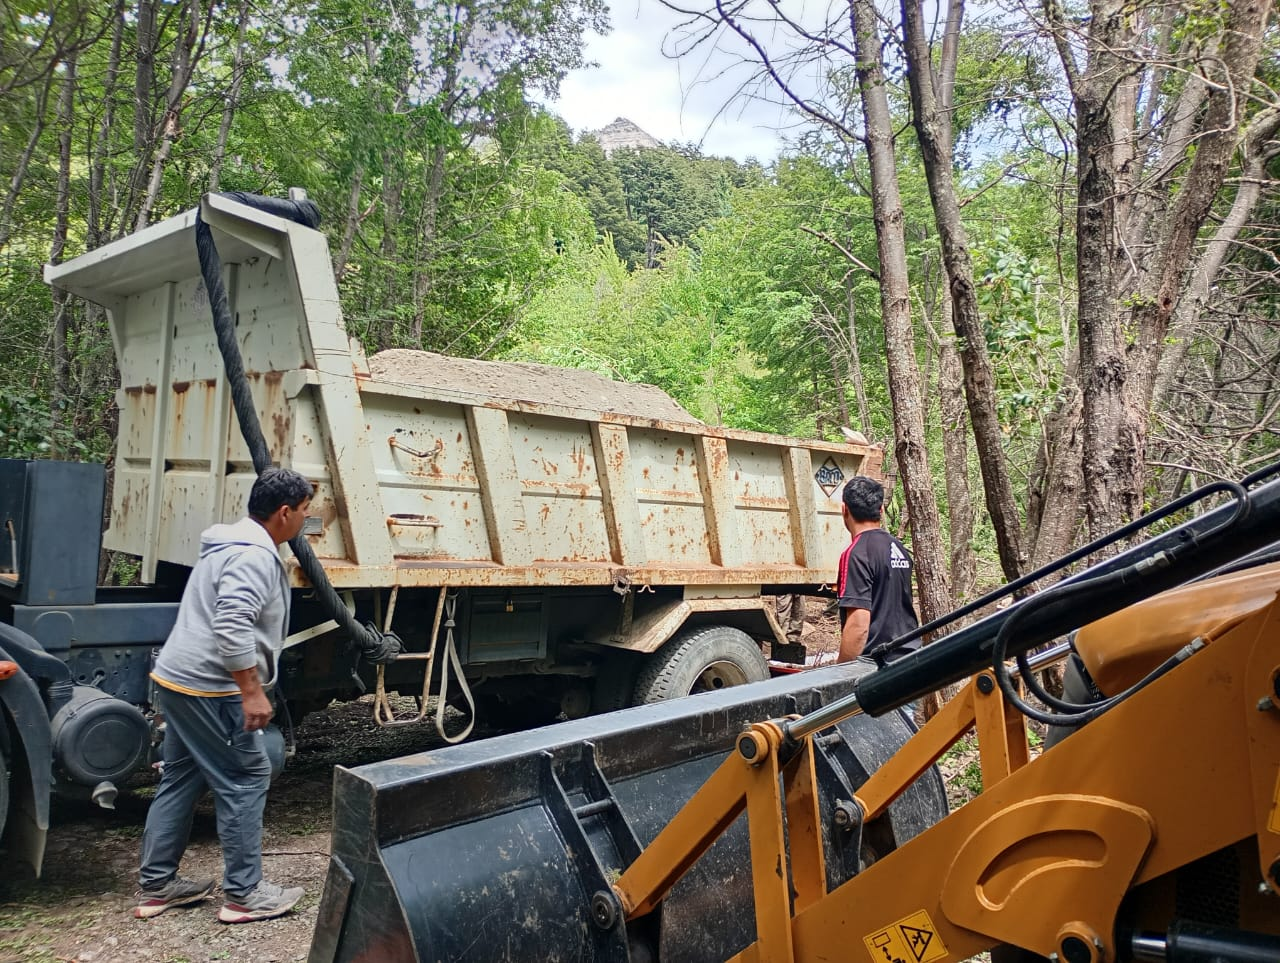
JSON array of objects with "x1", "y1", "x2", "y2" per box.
[{"x1": 369, "y1": 349, "x2": 702, "y2": 424}]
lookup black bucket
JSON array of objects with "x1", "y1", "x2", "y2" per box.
[{"x1": 309, "y1": 663, "x2": 948, "y2": 962}]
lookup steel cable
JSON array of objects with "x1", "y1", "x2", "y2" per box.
[{"x1": 194, "y1": 193, "x2": 401, "y2": 665}]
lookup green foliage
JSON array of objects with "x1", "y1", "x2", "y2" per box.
[
  {"x1": 3, "y1": 0, "x2": 1273, "y2": 600},
  {"x1": 0, "y1": 388, "x2": 110, "y2": 461},
  {"x1": 941, "y1": 734, "x2": 984, "y2": 805}
]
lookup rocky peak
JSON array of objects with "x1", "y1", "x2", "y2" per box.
[{"x1": 591, "y1": 117, "x2": 663, "y2": 156}]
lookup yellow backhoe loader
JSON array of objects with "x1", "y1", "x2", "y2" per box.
[{"x1": 308, "y1": 455, "x2": 1280, "y2": 962}]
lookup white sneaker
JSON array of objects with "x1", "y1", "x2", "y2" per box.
[
  {"x1": 217, "y1": 879, "x2": 304, "y2": 923},
  {"x1": 134, "y1": 876, "x2": 215, "y2": 919}
]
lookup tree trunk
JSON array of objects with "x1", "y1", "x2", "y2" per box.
[
  {"x1": 828, "y1": 352, "x2": 850, "y2": 433},
  {"x1": 50, "y1": 51, "x2": 78, "y2": 456},
  {"x1": 0, "y1": 72, "x2": 54, "y2": 250},
  {"x1": 120, "y1": 0, "x2": 158, "y2": 234},
  {"x1": 134, "y1": 0, "x2": 156, "y2": 152},
  {"x1": 1049, "y1": 0, "x2": 1274, "y2": 540},
  {"x1": 1070, "y1": 0, "x2": 1135, "y2": 541},
  {"x1": 87, "y1": 2, "x2": 126, "y2": 248},
  {"x1": 377, "y1": 78, "x2": 412, "y2": 348},
  {"x1": 845, "y1": 283, "x2": 871, "y2": 434},
  {"x1": 1150, "y1": 114, "x2": 1280, "y2": 411},
  {"x1": 411, "y1": 141, "x2": 450, "y2": 346},
  {"x1": 334, "y1": 164, "x2": 366, "y2": 283},
  {"x1": 208, "y1": 0, "x2": 251, "y2": 193},
  {"x1": 850, "y1": 0, "x2": 950, "y2": 634},
  {"x1": 1122, "y1": 0, "x2": 1275, "y2": 457},
  {"x1": 1026, "y1": 389, "x2": 1085, "y2": 571},
  {"x1": 136, "y1": 0, "x2": 205, "y2": 229},
  {"x1": 901, "y1": 0, "x2": 1024, "y2": 582},
  {"x1": 931, "y1": 297, "x2": 976, "y2": 606}
]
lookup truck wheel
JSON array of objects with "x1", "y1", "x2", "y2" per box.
[{"x1": 633, "y1": 626, "x2": 768, "y2": 704}]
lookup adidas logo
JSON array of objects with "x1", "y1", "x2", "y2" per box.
[{"x1": 889, "y1": 543, "x2": 910, "y2": 569}]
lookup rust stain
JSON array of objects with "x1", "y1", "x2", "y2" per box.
[
  {"x1": 172, "y1": 380, "x2": 191, "y2": 394},
  {"x1": 642, "y1": 467, "x2": 650, "y2": 479},
  {"x1": 264, "y1": 370, "x2": 284, "y2": 386},
  {"x1": 172, "y1": 384, "x2": 188, "y2": 426},
  {"x1": 203, "y1": 378, "x2": 217, "y2": 388},
  {"x1": 539, "y1": 504, "x2": 551, "y2": 523},
  {"x1": 272, "y1": 412, "x2": 290, "y2": 451},
  {"x1": 124, "y1": 386, "x2": 143, "y2": 397},
  {"x1": 318, "y1": 500, "x2": 338, "y2": 526},
  {"x1": 142, "y1": 384, "x2": 157, "y2": 395}
]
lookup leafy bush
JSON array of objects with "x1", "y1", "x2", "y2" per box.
[{"x1": 0, "y1": 389, "x2": 95, "y2": 460}]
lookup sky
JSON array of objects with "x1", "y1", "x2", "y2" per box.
[{"x1": 543, "y1": 1, "x2": 797, "y2": 163}]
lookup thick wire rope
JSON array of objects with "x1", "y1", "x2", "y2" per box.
[{"x1": 194, "y1": 193, "x2": 400, "y2": 664}]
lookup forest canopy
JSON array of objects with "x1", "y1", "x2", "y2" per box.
[{"x1": 3, "y1": 0, "x2": 1278, "y2": 606}]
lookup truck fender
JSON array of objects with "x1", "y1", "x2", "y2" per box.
[
  {"x1": 0, "y1": 630, "x2": 53, "y2": 878},
  {"x1": 600, "y1": 597, "x2": 781, "y2": 653}
]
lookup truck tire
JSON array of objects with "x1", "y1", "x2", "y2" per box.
[{"x1": 633, "y1": 626, "x2": 768, "y2": 704}]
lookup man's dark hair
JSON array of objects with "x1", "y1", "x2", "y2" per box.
[
  {"x1": 248, "y1": 467, "x2": 313, "y2": 520},
  {"x1": 842, "y1": 475, "x2": 884, "y2": 523}
]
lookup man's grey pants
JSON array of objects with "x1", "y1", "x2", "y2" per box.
[{"x1": 139, "y1": 687, "x2": 271, "y2": 899}]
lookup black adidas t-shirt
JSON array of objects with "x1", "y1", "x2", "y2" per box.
[{"x1": 837, "y1": 528, "x2": 920, "y2": 661}]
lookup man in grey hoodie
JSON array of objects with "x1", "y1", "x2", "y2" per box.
[{"x1": 135, "y1": 468, "x2": 312, "y2": 923}]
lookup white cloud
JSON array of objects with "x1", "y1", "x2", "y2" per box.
[{"x1": 543, "y1": 0, "x2": 794, "y2": 162}]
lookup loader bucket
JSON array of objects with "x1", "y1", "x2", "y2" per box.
[{"x1": 309, "y1": 664, "x2": 948, "y2": 963}]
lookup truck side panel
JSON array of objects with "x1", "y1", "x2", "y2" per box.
[{"x1": 49, "y1": 196, "x2": 881, "y2": 591}]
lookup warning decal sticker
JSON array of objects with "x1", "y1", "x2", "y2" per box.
[
  {"x1": 815, "y1": 457, "x2": 845, "y2": 498},
  {"x1": 863, "y1": 910, "x2": 948, "y2": 963}
]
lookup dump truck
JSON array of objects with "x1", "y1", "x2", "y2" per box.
[
  {"x1": 0, "y1": 192, "x2": 879, "y2": 875},
  {"x1": 309, "y1": 470, "x2": 1280, "y2": 962}
]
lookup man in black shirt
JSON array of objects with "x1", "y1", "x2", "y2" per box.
[{"x1": 836, "y1": 476, "x2": 920, "y2": 665}]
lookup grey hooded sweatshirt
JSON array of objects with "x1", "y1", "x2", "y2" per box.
[{"x1": 152, "y1": 517, "x2": 290, "y2": 696}]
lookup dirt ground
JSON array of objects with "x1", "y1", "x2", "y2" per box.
[
  {"x1": 0, "y1": 697, "x2": 465, "y2": 963},
  {"x1": 0, "y1": 604, "x2": 989, "y2": 963}
]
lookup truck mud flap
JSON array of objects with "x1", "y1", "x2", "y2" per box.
[{"x1": 310, "y1": 664, "x2": 948, "y2": 963}]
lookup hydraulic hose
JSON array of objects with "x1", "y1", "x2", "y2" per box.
[
  {"x1": 852, "y1": 471, "x2": 1280, "y2": 716},
  {"x1": 194, "y1": 192, "x2": 401, "y2": 665}
]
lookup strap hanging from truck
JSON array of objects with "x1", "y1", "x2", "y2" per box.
[{"x1": 193, "y1": 191, "x2": 401, "y2": 665}]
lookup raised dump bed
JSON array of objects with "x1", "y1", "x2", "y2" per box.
[{"x1": 43, "y1": 193, "x2": 881, "y2": 727}]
